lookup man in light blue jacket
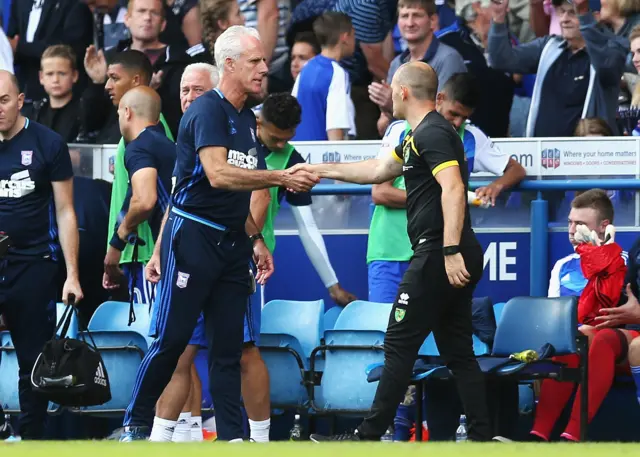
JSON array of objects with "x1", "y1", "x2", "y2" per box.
[{"x1": 488, "y1": 0, "x2": 627, "y2": 136}]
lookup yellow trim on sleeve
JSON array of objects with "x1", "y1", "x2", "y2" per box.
[
  {"x1": 391, "y1": 149, "x2": 403, "y2": 163},
  {"x1": 432, "y1": 160, "x2": 459, "y2": 176}
]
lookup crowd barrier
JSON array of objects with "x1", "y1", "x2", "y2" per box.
[
  {"x1": 72, "y1": 136, "x2": 640, "y2": 183},
  {"x1": 68, "y1": 138, "x2": 640, "y2": 305}
]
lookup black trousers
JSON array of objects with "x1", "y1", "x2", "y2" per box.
[
  {"x1": 358, "y1": 244, "x2": 493, "y2": 441},
  {"x1": 0, "y1": 258, "x2": 59, "y2": 440}
]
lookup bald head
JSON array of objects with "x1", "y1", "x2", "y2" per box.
[
  {"x1": 118, "y1": 86, "x2": 162, "y2": 142},
  {"x1": 393, "y1": 61, "x2": 438, "y2": 102},
  {"x1": 0, "y1": 70, "x2": 20, "y2": 97},
  {"x1": 120, "y1": 86, "x2": 162, "y2": 122}
]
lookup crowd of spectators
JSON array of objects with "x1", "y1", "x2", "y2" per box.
[{"x1": 0, "y1": 0, "x2": 637, "y2": 143}]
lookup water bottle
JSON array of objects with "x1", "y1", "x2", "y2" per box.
[
  {"x1": 455, "y1": 415, "x2": 468, "y2": 442},
  {"x1": 289, "y1": 414, "x2": 303, "y2": 441},
  {"x1": 380, "y1": 427, "x2": 394, "y2": 442}
]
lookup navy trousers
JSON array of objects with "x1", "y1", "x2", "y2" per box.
[
  {"x1": 123, "y1": 211, "x2": 251, "y2": 440},
  {"x1": 0, "y1": 258, "x2": 58, "y2": 439}
]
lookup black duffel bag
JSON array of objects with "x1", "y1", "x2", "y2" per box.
[{"x1": 31, "y1": 297, "x2": 111, "y2": 407}]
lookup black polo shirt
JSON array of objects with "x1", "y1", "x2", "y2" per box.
[{"x1": 534, "y1": 46, "x2": 590, "y2": 138}]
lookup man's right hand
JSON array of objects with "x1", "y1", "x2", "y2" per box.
[
  {"x1": 280, "y1": 167, "x2": 320, "y2": 193},
  {"x1": 145, "y1": 253, "x2": 162, "y2": 284},
  {"x1": 84, "y1": 45, "x2": 108, "y2": 84},
  {"x1": 490, "y1": 0, "x2": 509, "y2": 23}
]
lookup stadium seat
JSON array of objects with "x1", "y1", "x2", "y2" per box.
[
  {"x1": 56, "y1": 302, "x2": 78, "y2": 339},
  {"x1": 258, "y1": 299, "x2": 324, "y2": 410},
  {"x1": 493, "y1": 302, "x2": 506, "y2": 325},
  {"x1": 323, "y1": 306, "x2": 343, "y2": 332},
  {"x1": 0, "y1": 331, "x2": 19, "y2": 413},
  {"x1": 310, "y1": 300, "x2": 392, "y2": 414},
  {"x1": 477, "y1": 296, "x2": 588, "y2": 440},
  {"x1": 70, "y1": 301, "x2": 151, "y2": 416},
  {"x1": 0, "y1": 330, "x2": 62, "y2": 416},
  {"x1": 365, "y1": 333, "x2": 490, "y2": 441}
]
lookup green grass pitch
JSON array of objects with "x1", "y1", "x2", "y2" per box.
[{"x1": 1, "y1": 442, "x2": 639, "y2": 456}]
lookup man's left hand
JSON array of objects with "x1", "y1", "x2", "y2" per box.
[
  {"x1": 444, "y1": 252, "x2": 471, "y2": 288},
  {"x1": 328, "y1": 283, "x2": 357, "y2": 306},
  {"x1": 103, "y1": 246, "x2": 123, "y2": 289},
  {"x1": 253, "y1": 239, "x2": 274, "y2": 285},
  {"x1": 595, "y1": 283, "x2": 640, "y2": 328},
  {"x1": 475, "y1": 182, "x2": 505, "y2": 207},
  {"x1": 368, "y1": 82, "x2": 392, "y2": 113},
  {"x1": 62, "y1": 276, "x2": 83, "y2": 305}
]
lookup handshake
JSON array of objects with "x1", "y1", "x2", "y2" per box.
[{"x1": 279, "y1": 163, "x2": 322, "y2": 193}]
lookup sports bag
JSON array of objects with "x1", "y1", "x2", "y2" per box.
[{"x1": 31, "y1": 298, "x2": 111, "y2": 407}]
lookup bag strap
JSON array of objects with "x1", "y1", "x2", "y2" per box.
[
  {"x1": 128, "y1": 238, "x2": 140, "y2": 327},
  {"x1": 54, "y1": 298, "x2": 75, "y2": 339}
]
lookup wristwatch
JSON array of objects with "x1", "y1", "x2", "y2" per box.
[
  {"x1": 443, "y1": 245, "x2": 460, "y2": 256},
  {"x1": 250, "y1": 233, "x2": 264, "y2": 244}
]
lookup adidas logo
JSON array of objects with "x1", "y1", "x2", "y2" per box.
[{"x1": 94, "y1": 363, "x2": 107, "y2": 387}]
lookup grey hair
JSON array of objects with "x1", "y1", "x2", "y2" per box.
[
  {"x1": 181, "y1": 63, "x2": 220, "y2": 88},
  {"x1": 214, "y1": 25, "x2": 261, "y2": 76}
]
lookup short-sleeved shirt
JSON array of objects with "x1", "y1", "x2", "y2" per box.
[
  {"x1": 333, "y1": 0, "x2": 396, "y2": 86},
  {"x1": 122, "y1": 123, "x2": 177, "y2": 241},
  {"x1": 292, "y1": 55, "x2": 355, "y2": 141},
  {"x1": 173, "y1": 89, "x2": 266, "y2": 230},
  {"x1": 159, "y1": 0, "x2": 198, "y2": 50},
  {"x1": 391, "y1": 111, "x2": 475, "y2": 250},
  {"x1": 462, "y1": 123, "x2": 510, "y2": 175},
  {"x1": 0, "y1": 118, "x2": 73, "y2": 259}
]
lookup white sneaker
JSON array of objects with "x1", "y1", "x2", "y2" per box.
[{"x1": 492, "y1": 436, "x2": 513, "y2": 443}]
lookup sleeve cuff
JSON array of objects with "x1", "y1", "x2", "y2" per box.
[
  {"x1": 432, "y1": 160, "x2": 459, "y2": 176},
  {"x1": 391, "y1": 149, "x2": 403, "y2": 163}
]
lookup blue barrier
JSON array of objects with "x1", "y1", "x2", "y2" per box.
[
  {"x1": 310, "y1": 179, "x2": 640, "y2": 195},
  {"x1": 311, "y1": 179, "x2": 640, "y2": 298}
]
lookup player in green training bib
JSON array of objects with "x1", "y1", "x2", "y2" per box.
[
  {"x1": 250, "y1": 93, "x2": 355, "y2": 306},
  {"x1": 100, "y1": 51, "x2": 175, "y2": 303}
]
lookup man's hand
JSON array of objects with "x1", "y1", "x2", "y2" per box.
[
  {"x1": 103, "y1": 246, "x2": 124, "y2": 289},
  {"x1": 145, "y1": 252, "x2": 162, "y2": 284},
  {"x1": 84, "y1": 45, "x2": 108, "y2": 84},
  {"x1": 594, "y1": 284, "x2": 640, "y2": 329},
  {"x1": 368, "y1": 82, "x2": 392, "y2": 113},
  {"x1": 282, "y1": 166, "x2": 320, "y2": 192},
  {"x1": 445, "y1": 253, "x2": 471, "y2": 288},
  {"x1": 328, "y1": 283, "x2": 357, "y2": 306},
  {"x1": 490, "y1": 0, "x2": 509, "y2": 23},
  {"x1": 253, "y1": 239, "x2": 274, "y2": 285},
  {"x1": 475, "y1": 182, "x2": 505, "y2": 207},
  {"x1": 150, "y1": 70, "x2": 164, "y2": 90},
  {"x1": 62, "y1": 276, "x2": 84, "y2": 305}
]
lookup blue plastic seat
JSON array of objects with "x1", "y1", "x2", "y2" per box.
[
  {"x1": 70, "y1": 301, "x2": 151, "y2": 416},
  {"x1": 477, "y1": 296, "x2": 588, "y2": 439},
  {"x1": 323, "y1": 306, "x2": 343, "y2": 332},
  {"x1": 311, "y1": 300, "x2": 392, "y2": 414},
  {"x1": 56, "y1": 302, "x2": 79, "y2": 339},
  {"x1": 0, "y1": 331, "x2": 19, "y2": 413},
  {"x1": 493, "y1": 302, "x2": 506, "y2": 325},
  {"x1": 258, "y1": 299, "x2": 324, "y2": 409}
]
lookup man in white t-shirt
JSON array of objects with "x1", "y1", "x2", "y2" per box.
[{"x1": 291, "y1": 12, "x2": 356, "y2": 141}]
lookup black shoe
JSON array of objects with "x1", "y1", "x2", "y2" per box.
[{"x1": 310, "y1": 429, "x2": 362, "y2": 442}]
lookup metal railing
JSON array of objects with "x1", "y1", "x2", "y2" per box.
[{"x1": 311, "y1": 179, "x2": 640, "y2": 297}]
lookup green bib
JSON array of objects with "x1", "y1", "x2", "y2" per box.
[
  {"x1": 262, "y1": 143, "x2": 295, "y2": 253},
  {"x1": 107, "y1": 113, "x2": 174, "y2": 264},
  {"x1": 366, "y1": 123, "x2": 413, "y2": 263}
]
